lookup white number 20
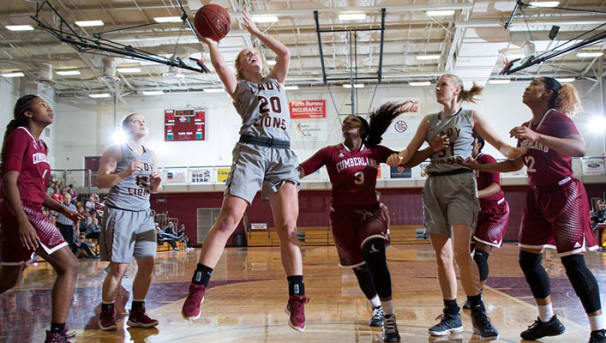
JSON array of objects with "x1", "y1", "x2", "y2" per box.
[
  {"x1": 525, "y1": 156, "x2": 536, "y2": 173},
  {"x1": 354, "y1": 171, "x2": 365, "y2": 185}
]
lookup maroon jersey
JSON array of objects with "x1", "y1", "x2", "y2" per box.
[
  {"x1": 518, "y1": 109, "x2": 579, "y2": 187},
  {"x1": 300, "y1": 143, "x2": 394, "y2": 207},
  {"x1": 476, "y1": 153, "x2": 504, "y2": 207},
  {"x1": 1, "y1": 127, "x2": 50, "y2": 205}
]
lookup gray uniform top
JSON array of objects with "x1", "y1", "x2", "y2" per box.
[
  {"x1": 425, "y1": 108, "x2": 475, "y2": 173},
  {"x1": 235, "y1": 77, "x2": 291, "y2": 142},
  {"x1": 105, "y1": 144, "x2": 154, "y2": 211}
]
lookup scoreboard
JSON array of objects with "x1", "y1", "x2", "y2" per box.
[{"x1": 164, "y1": 109, "x2": 206, "y2": 141}]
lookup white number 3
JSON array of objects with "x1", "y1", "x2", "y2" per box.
[
  {"x1": 525, "y1": 155, "x2": 536, "y2": 173},
  {"x1": 354, "y1": 171, "x2": 365, "y2": 185}
]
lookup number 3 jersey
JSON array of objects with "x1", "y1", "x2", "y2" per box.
[
  {"x1": 299, "y1": 143, "x2": 395, "y2": 207},
  {"x1": 105, "y1": 145, "x2": 154, "y2": 211},
  {"x1": 235, "y1": 77, "x2": 291, "y2": 142},
  {"x1": 518, "y1": 109, "x2": 578, "y2": 187}
]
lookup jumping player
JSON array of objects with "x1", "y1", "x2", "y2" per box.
[
  {"x1": 465, "y1": 77, "x2": 604, "y2": 342},
  {"x1": 181, "y1": 9, "x2": 307, "y2": 331},
  {"x1": 461, "y1": 133, "x2": 510, "y2": 310},
  {"x1": 96, "y1": 113, "x2": 162, "y2": 331},
  {"x1": 387, "y1": 74, "x2": 524, "y2": 340},
  {"x1": 0, "y1": 95, "x2": 84, "y2": 343}
]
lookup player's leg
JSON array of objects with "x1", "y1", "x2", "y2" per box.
[
  {"x1": 352, "y1": 264, "x2": 383, "y2": 326},
  {"x1": 0, "y1": 265, "x2": 24, "y2": 294},
  {"x1": 100, "y1": 262, "x2": 128, "y2": 330}
]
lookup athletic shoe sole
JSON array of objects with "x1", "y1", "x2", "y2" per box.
[
  {"x1": 284, "y1": 307, "x2": 305, "y2": 332},
  {"x1": 126, "y1": 319, "x2": 159, "y2": 328},
  {"x1": 429, "y1": 326, "x2": 464, "y2": 336},
  {"x1": 97, "y1": 318, "x2": 117, "y2": 331},
  {"x1": 473, "y1": 331, "x2": 499, "y2": 341},
  {"x1": 181, "y1": 296, "x2": 204, "y2": 320}
]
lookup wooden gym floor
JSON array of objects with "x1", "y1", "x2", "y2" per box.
[{"x1": 2, "y1": 243, "x2": 605, "y2": 343}]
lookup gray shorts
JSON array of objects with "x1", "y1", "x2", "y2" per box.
[
  {"x1": 100, "y1": 207, "x2": 156, "y2": 263},
  {"x1": 225, "y1": 142, "x2": 299, "y2": 205},
  {"x1": 423, "y1": 171, "x2": 479, "y2": 237}
]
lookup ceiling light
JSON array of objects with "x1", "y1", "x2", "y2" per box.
[
  {"x1": 338, "y1": 13, "x2": 366, "y2": 21},
  {"x1": 142, "y1": 90, "x2": 164, "y2": 96},
  {"x1": 75, "y1": 20, "x2": 104, "y2": 27},
  {"x1": 154, "y1": 16, "x2": 182, "y2": 23},
  {"x1": 343, "y1": 84, "x2": 364, "y2": 88},
  {"x1": 251, "y1": 16, "x2": 279, "y2": 23},
  {"x1": 89, "y1": 93, "x2": 111, "y2": 98},
  {"x1": 56, "y1": 70, "x2": 81, "y2": 76},
  {"x1": 409, "y1": 81, "x2": 431, "y2": 86},
  {"x1": 556, "y1": 78, "x2": 575, "y2": 83},
  {"x1": 528, "y1": 1, "x2": 560, "y2": 7},
  {"x1": 117, "y1": 67, "x2": 142, "y2": 73},
  {"x1": 204, "y1": 88, "x2": 225, "y2": 93},
  {"x1": 488, "y1": 79, "x2": 511, "y2": 84},
  {"x1": 426, "y1": 10, "x2": 455, "y2": 16},
  {"x1": 112, "y1": 129, "x2": 127, "y2": 144},
  {"x1": 284, "y1": 86, "x2": 299, "y2": 90},
  {"x1": 5, "y1": 25, "x2": 34, "y2": 31},
  {"x1": 577, "y1": 51, "x2": 604, "y2": 58},
  {"x1": 1, "y1": 72, "x2": 24, "y2": 77},
  {"x1": 267, "y1": 60, "x2": 277, "y2": 66},
  {"x1": 416, "y1": 54, "x2": 441, "y2": 60}
]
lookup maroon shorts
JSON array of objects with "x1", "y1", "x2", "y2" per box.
[
  {"x1": 473, "y1": 198, "x2": 510, "y2": 248},
  {"x1": 519, "y1": 177, "x2": 599, "y2": 256},
  {"x1": 329, "y1": 203, "x2": 389, "y2": 267},
  {"x1": 0, "y1": 200, "x2": 67, "y2": 265}
]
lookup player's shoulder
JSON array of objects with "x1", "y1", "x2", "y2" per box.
[{"x1": 10, "y1": 126, "x2": 33, "y2": 142}]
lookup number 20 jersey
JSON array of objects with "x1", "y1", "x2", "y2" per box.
[
  {"x1": 299, "y1": 143, "x2": 395, "y2": 207},
  {"x1": 518, "y1": 109, "x2": 578, "y2": 187},
  {"x1": 235, "y1": 77, "x2": 291, "y2": 142}
]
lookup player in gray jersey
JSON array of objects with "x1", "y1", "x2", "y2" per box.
[
  {"x1": 96, "y1": 113, "x2": 162, "y2": 331},
  {"x1": 387, "y1": 74, "x2": 524, "y2": 340},
  {"x1": 182, "y1": 9, "x2": 307, "y2": 331}
]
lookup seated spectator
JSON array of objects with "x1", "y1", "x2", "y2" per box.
[
  {"x1": 178, "y1": 223, "x2": 190, "y2": 248},
  {"x1": 158, "y1": 222, "x2": 179, "y2": 250},
  {"x1": 67, "y1": 184, "x2": 77, "y2": 201},
  {"x1": 85, "y1": 216, "x2": 101, "y2": 240},
  {"x1": 72, "y1": 234, "x2": 97, "y2": 258},
  {"x1": 51, "y1": 188, "x2": 63, "y2": 203},
  {"x1": 85, "y1": 193, "x2": 98, "y2": 211},
  {"x1": 591, "y1": 200, "x2": 606, "y2": 229}
]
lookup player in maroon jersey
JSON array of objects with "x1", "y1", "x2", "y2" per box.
[
  {"x1": 462, "y1": 132, "x2": 510, "y2": 310},
  {"x1": 299, "y1": 102, "x2": 445, "y2": 342},
  {"x1": 465, "y1": 77, "x2": 604, "y2": 343},
  {"x1": 0, "y1": 95, "x2": 84, "y2": 343}
]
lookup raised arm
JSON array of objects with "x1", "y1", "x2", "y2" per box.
[
  {"x1": 199, "y1": 36, "x2": 238, "y2": 100},
  {"x1": 473, "y1": 111, "x2": 525, "y2": 160},
  {"x1": 510, "y1": 125, "x2": 586, "y2": 157},
  {"x1": 299, "y1": 147, "x2": 328, "y2": 178},
  {"x1": 96, "y1": 145, "x2": 138, "y2": 189},
  {"x1": 387, "y1": 115, "x2": 431, "y2": 166},
  {"x1": 241, "y1": 8, "x2": 290, "y2": 83}
]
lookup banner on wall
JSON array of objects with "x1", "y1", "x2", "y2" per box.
[
  {"x1": 290, "y1": 120, "x2": 327, "y2": 141},
  {"x1": 165, "y1": 109, "x2": 206, "y2": 141},
  {"x1": 163, "y1": 168, "x2": 187, "y2": 184},
  {"x1": 582, "y1": 158, "x2": 605, "y2": 175},
  {"x1": 390, "y1": 166, "x2": 412, "y2": 179},
  {"x1": 216, "y1": 168, "x2": 231, "y2": 183},
  {"x1": 189, "y1": 168, "x2": 213, "y2": 184},
  {"x1": 289, "y1": 100, "x2": 326, "y2": 119}
]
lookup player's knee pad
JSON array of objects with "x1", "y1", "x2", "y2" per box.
[
  {"x1": 352, "y1": 263, "x2": 377, "y2": 300},
  {"x1": 561, "y1": 254, "x2": 602, "y2": 313},
  {"x1": 519, "y1": 250, "x2": 551, "y2": 299},
  {"x1": 473, "y1": 248, "x2": 490, "y2": 282},
  {"x1": 362, "y1": 238, "x2": 391, "y2": 299}
]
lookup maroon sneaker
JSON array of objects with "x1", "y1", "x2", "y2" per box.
[
  {"x1": 98, "y1": 308, "x2": 117, "y2": 331},
  {"x1": 182, "y1": 283, "x2": 206, "y2": 320},
  {"x1": 127, "y1": 307, "x2": 159, "y2": 328},
  {"x1": 285, "y1": 295, "x2": 309, "y2": 332},
  {"x1": 44, "y1": 331, "x2": 70, "y2": 343}
]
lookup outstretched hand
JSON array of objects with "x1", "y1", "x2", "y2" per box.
[
  {"x1": 241, "y1": 8, "x2": 260, "y2": 35},
  {"x1": 430, "y1": 134, "x2": 449, "y2": 153}
]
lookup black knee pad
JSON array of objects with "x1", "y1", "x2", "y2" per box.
[
  {"x1": 561, "y1": 254, "x2": 602, "y2": 314},
  {"x1": 362, "y1": 238, "x2": 391, "y2": 299},
  {"x1": 473, "y1": 249, "x2": 490, "y2": 282},
  {"x1": 353, "y1": 263, "x2": 377, "y2": 300},
  {"x1": 519, "y1": 250, "x2": 551, "y2": 299}
]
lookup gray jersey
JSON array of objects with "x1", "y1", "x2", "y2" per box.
[
  {"x1": 235, "y1": 77, "x2": 291, "y2": 142},
  {"x1": 425, "y1": 108, "x2": 474, "y2": 173},
  {"x1": 105, "y1": 145, "x2": 154, "y2": 211}
]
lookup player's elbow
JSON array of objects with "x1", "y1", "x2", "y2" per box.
[{"x1": 571, "y1": 145, "x2": 586, "y2": 157}]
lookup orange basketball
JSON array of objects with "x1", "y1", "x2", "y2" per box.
[{"x1": 194, "y1": 4, "x2": 231, "y2": 42}]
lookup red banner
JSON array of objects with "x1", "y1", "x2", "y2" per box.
[
  {"x1": 289, "y1": 100, "x2": 326, "y2": 119},
  {"x1": 165, "y1": 109, "x2": 206, "y2": 141}
]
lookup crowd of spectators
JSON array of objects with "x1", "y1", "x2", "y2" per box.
[{"x1": 156, "y1": 221, "x2": 189, "y2": 251}]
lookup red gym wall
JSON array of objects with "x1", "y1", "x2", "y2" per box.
[{"x1": 151, "y1": 183, "x2": 606, "y2": 246}]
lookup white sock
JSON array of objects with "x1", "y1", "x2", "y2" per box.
[
  {"x1": 589, "y1": 314, "x2": 605, "y2": 332},
  {"x1": 538, "y1": 303, "x2": 554, "y2": 322},
  {"x1": 369, "y1": 295, "x2": 381, "y2": 308},
  {"x1": 102, "y1": 300, "x2": 115, "y2": 305},
  {"x1": 381, "y1": 300, "x2": 394, "y2": 316}
]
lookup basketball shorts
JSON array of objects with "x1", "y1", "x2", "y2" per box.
[
  {"x1": 473, "y1": 198, "x2": 510, "y2": 248},
  {"x1": 423, "y1": 171, "x2": 480, "y2": 236},
  {"x1": 519, "y1": 177, "x2": 599, "y2": 257},
  {"x1": 225, "y1": 142, "x2": 299, "y2": 205},
  {"x1": 100, "y1": 206, "x2": 156, "y2": 263},
  {"x1": 0, "y1": 200, "x2": 67, "y2": 265},
  {"x1": 329, "y1": 203, "x2": 389, "y2": 268}
]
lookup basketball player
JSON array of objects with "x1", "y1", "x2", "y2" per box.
[
  {"x1": 387, "y1": 74, "x2": 525, "y2": 340},
  {"x1": 461, "y1": 133, "x2": 510, "y2": 310},
  {"x1": 0, "y1": 95, "x2": 84, "y2": 343},
  {"x1": 465, "y1": 77, "x2": 604, "y2": 342},
  {"x1": 182, "y1": 9, "x2": 307, "y2": 331},
  {"x1": 96, "y1": 113, "x2": 162, "y2": 331}
]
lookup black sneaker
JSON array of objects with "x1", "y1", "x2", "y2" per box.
[
  {"x1": 462, "y1": 300, "x2": 471, "y2": 310},
  {"x1": 471, "y1": 307, "x2": 498, "y2": 340},
  {"x1": 383, "y1": 314, "x2": 400, "y2": 342},
  {"x1": 428, "y1": 312, "x2": 463, "y2": 336},
  {"x1": 520, "y1": 315, "x2": 565, "y2": 340},
  {"x1": 590, "y1": 329, "x2": 606, "y2": 343},
  {"x1": 369, "y1": 306, "x2": 385, "y2": 327}
]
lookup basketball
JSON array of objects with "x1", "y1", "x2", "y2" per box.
[{"x1": 194, "y1": 4, "x2": 231, "y2": 42}]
